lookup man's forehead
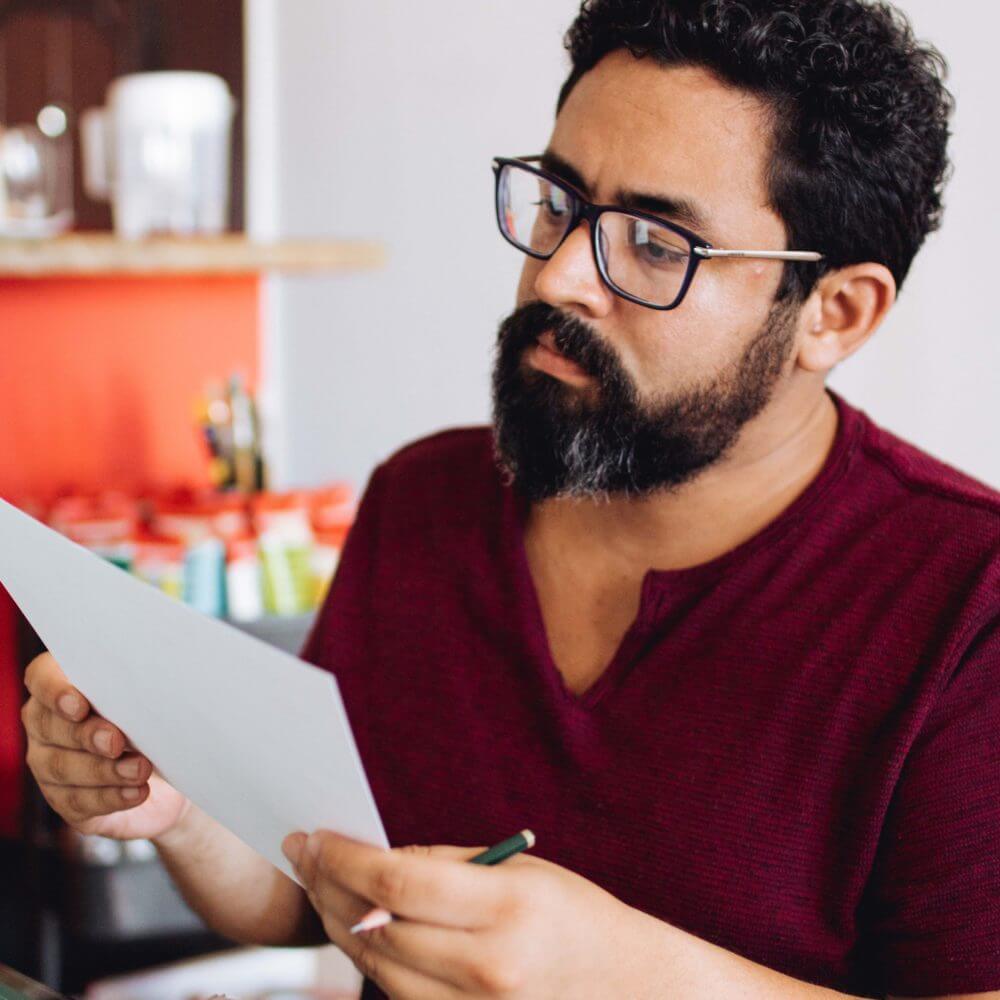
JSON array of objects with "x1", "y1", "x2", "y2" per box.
[{"x1": 550, "y1": 53, "x2": 778, "y2": 240}]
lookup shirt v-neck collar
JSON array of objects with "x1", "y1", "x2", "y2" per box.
[{"x1": 499, "y1": 390, "x2": 864, "y2": 711}]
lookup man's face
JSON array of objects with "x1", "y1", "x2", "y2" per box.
[{"x1": 492, "y1": 53, "x2": 806, "y2": 500}]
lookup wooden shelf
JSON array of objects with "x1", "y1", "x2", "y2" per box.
[{"x1": 0, "y1": 233, "x2": 385, "y2": 277}]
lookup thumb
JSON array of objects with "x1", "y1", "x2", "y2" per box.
[{"x1": 395, "y1": 843, "x2": 487, "y2": 862}]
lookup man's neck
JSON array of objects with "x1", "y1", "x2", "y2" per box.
[{"x1": 527, "y1": 384, "x2": 839, "y2": 577}]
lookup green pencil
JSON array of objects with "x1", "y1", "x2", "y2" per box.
[
  {"x1": 350, "y1": 829, "x2": 536, "y2": 934},
  {"x1": 469, "y1": 828, "x2": 535, "y2": 866}
]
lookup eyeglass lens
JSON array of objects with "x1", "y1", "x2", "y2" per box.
[{"x1": 497, "y1": 162, "x2": 693, "y2": 308}]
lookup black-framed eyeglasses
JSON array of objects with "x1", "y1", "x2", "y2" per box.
[{"x1": 493, "y1": 156, "x2": 824, "y2": 311}]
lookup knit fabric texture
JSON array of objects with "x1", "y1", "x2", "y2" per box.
[{"x1": 301, "y1": 392, "x2": 1000, "y2": 998}]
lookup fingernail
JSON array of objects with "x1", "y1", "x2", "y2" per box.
[
  {"x1": 283, "y1": 833, "x2": 305, "y2": 866},
  {"x1": 122, "y1": 787, "x2": 141, "y2": 802},
  {"x1": 306, "y1": 832, "x2": 322, "y2": 858},
  {"x1": 59, "y1": 693, "x2": 82, "y2": 718},
  {"x1": 93, "y1": 730, "x2": 114, "y2": 755},
  {"x1": 116, "y1": 758, "x2": 140, "y2": 779}
]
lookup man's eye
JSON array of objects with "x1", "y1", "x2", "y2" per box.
[
  {"x1": 630, "y1": 220, "x2": 688, "y2": 266},
  {"x1": 644, "y1": 241, "x2": 684, "y2": 262},
  {"x1": 533, "y1": 187, "x2": 570, "y2": 218},
  {"x1": 534, "y1": 199, "x2": 568, "y2": 218}
]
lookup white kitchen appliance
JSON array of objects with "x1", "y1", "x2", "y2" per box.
[{"x1": 81, "y1": 71, "x2": 235, "y2": 239}]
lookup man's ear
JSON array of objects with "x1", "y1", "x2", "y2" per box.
[{"x1": 797, "y1": 263, "x2": 897, "y2": 374}]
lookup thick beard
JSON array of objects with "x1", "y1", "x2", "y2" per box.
[{"x1": 490, "y1": 300, "x2": 798, "y2": 501}]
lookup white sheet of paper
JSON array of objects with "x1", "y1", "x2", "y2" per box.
[{"x1": 0, "y1": 498, "x2": 388, "y2": 879}]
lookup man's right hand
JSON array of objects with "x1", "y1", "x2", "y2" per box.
[{"x1": 22, "y1": 652, "x2": 190, "y2": 841}]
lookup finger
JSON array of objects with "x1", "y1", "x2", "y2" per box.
[
  {"x1": 319, "y1": 905, "x2": 466, "y2": 1000},
  {"x1": 38, "y1": 782, "x2": 150, "y2": 824},
  {"x1": 23, "y1": 652, "x2": 90, "y2": 721},
  {"x1": 400, "y1": 843, "x2": 487, "y2": 862},
  {"x1": 352, "y1": 946, "x2": 466, "y2": 1000},
  {"x1": 27, "y1": 745, "x2": 151, "y2": 788},
  {"x1": 301, "y1": 865, "x2": 372, "y2": 928},
  {"x1": 21, "y1": 699, "x2": 128, "y2": 758},
  {"x1": 286, "y1": 834, "x2": 479, "y2": 869},
  {"x1": 366, "y1": 920, "x2": 500, "y2": 993},
  {"x1": 343, "y1": 844, "x2": 490, "y2": 933},
  {"x1": 284, "y1": 833, "x2": 372, "y2": 928},
  {"x1": 307, "y1": 833, "x2": 510, "y2": 929}
]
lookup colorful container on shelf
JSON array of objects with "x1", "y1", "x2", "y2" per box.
[{"x1": 27, "y1": 484, "x2": 355, "y2": 624}]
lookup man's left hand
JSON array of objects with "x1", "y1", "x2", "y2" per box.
[{"x1": 282, "y1": 830, "x2": 660, "y2": 999}]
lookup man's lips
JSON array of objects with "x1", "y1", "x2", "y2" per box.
[{"x1": 525, "y1": 330, "x2": 594, "y2": 387}]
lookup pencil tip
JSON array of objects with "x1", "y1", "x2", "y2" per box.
[{"x1": 521, "y1": 829, "x2": 536, "y2": 848}]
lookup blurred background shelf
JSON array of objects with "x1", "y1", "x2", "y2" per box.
[{"x1": 0, "y1": 233, "x2": 386, "y2": 277}]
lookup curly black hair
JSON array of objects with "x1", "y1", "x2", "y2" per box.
[{"x1": 557, "y1": 0, "x2": 954, "y2": 300}]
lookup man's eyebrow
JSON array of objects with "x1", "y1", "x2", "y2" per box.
[
  {"x1": 539, "y1": 149, "x2": 591, "y2": 193},
  {"x1": 539, "y1": 149, "x2": 713, "y2": 239}
]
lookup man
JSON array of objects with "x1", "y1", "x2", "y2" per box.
[{"x1": 21, "y1": 0, "x2": 1000, "y2": 997}]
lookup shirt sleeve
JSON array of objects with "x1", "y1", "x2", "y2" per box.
[{"x1": 863, "y1": 613, "x2": 1000, "y2": 997}]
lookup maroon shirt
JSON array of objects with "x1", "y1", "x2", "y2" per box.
[{"x1": 301, "y1": 392, "x2": 1000, "y2": 998}]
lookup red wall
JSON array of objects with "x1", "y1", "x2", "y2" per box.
[{"x1": 0, "y1": 274, "x2": 260, "y2": 836}]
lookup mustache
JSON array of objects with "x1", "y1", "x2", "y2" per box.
[{"x1": 496, "y1": 301, "x2": 618, "y2": 380}]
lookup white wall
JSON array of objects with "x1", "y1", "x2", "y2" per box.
[
  {"x1": 248, "y1": 0, "x2": 1000, "y2": 492},
  {"x1": 829, "y1": 0, "x2": 1000, "y2": 487},
  {"x1": 246, "y1": 0, "x2": 580, "y2": 489}
]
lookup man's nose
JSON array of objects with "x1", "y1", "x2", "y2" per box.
[{"x1": 532, "y1": 220, "x2": 615, "y2": 319}]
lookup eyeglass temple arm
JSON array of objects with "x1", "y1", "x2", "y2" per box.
[
  {"x1": 694, "y1": 248, "x2": 824, "y2": 262},
  {"x1": 494, "y1": 159, "x2": 825, "y2": 263}
]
